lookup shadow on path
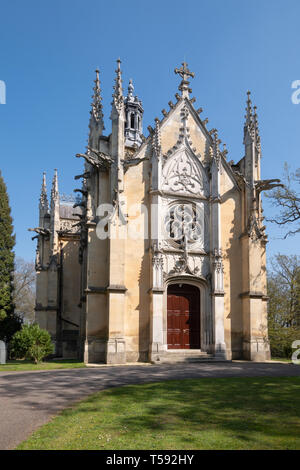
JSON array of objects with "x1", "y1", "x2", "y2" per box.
[{"x1": 0, "y1": 362, "x2": 299, "y2": 449}]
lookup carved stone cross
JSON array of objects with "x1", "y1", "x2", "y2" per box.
[
  {"x1": 174, "y1": 62, "x2": 195, "y2": 81},
  {"x1": 174, "y1": 62, "x2": 195, "y2": 98}
]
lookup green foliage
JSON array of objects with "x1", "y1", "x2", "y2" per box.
[
  {"x1": 10, "y1": 323, "x2": 54, "y2": 363},
  {"x1": 268, "y1": 322, "x2": 300, "y2": 358},
  {"x1": 268, "y1": 254, "x2": 300, "y2": 357},
  {"x1": 0, "y1": 170, "x2": 21, "y2": 341}
]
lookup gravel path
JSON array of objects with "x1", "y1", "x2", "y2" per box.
[{"x1": 0, "y1": 361, "x2": 299, "y2": 450}]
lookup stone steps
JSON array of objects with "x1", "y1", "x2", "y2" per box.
[{"x1": 157, "y1": 350, "x2": 223, "y2": 364}]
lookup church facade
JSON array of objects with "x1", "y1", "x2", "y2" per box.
[{"x1": 33, "y1": 61, "x2": 274, "y2": 364}]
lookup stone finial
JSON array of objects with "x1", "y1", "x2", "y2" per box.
[
  {"x1": 112, "y1": 58, "x2": 124, "y2": 112},
  {"x1": 174, "y1": 62, "x2": 195, "y2": 98},
  {"x1": 51, "y1": 169, "x2": 59, "y2": 205},
  {"x1": 253, "y1": 105, "x2": 261, "y2": 151},
  {"x1": 127, "y1": 79, "x2": 134, "y2": 101},
  {"x1": 245, "y1": 90, "x2": 253, "y2": 127},
  {"x1": 222, "y1": 143, "x2": 228, "y2": 159},
  {"x1": 39, "y1": 172, "x2": 49, "y2": 213},
  {"x1": 90, "y1": 68, "x2": 104, "y2": 128},
  {"x1": 244, "y1": 91, "x2": 261, "y2": 149}
]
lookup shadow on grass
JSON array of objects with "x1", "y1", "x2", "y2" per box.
[{"x1": 67, "y1": 378, "x2": 300, "y2": 447}]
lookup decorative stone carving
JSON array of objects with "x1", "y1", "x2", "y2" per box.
[
  {"x1": 174, "y1": 62, "x2": 195, "y2": 98},
  {"x1": 162, "y1": 148, "x2": 206, "y2": 195},
  {"x1": 212, "y1": 249, "x2": 224, "y2": 293},
  {"x1": 164, "y1": 251, "x2": 210, "y2": 279},
  {"x1": 152, "y1": 251, "x2": 164, "y2": 289},
  {"x1": 161, "y1": 199, "x2": 207, "y2": 252},
  {"x1": 59, "y1": 219, "x2": 80, "y2": 234},
  {"x1": 163, "y1": 203, "x2": 203, "y2": 246},
  {"x1": 112, "y1": 58, "x2": 124, "y2": 113}
]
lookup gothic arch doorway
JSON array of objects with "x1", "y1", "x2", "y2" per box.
[{"x1": 167, "y1": 283, "x2": 200, "y2": 349}]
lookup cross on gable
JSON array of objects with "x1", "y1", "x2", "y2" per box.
[
  {"x1": 174, "y1": 62, "x2": 195, "y2": 98},
  {"x1": 174, "y1": 62, "x2": 195, "y2": 81}
]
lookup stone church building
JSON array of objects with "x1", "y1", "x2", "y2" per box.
[{"x1": 32, "y1": 61, "x2": 277, "y2": 364}]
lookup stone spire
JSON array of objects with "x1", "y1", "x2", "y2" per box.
[
  {"x1": 244, "y1": 90, "x2": 253, "y2": 128},
  {"x1": 124, "y1": 78, "x2": 144, "y2": 147},
  {"x1": 110, "y1": 59, "x2": 125, "y2": 197},
  {"x1": 51, "y1": 169, "x2": 59, "y2": 206},
  {"x1": 88, "y1": 69, "x2": 104, "y2": 148},
  {"x1": 243, "y1": 91, "x2": 262, "y2": 191},
  {"x1": 39, "y1": 172, "x2": 49, "y2": 213},
  {"x1": 243, "y1": 91, "x2": 261, "y2": 154},
  {"x1": 174, "y1": 62, "x2": 195, "y2": 98},
  {"x1": 112, "y1": 58, "x2": 124, "y2": 113},
  {"x1": 90, "y1": 68, "x2": 104, "y2": 128},
  {"x1": 39, "y1": 172, "x2": 49, "y2": 228},
  {"x1": 253, "y1": 105, "x2": 261, "y2": 153}
]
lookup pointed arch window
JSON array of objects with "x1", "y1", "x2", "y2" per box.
[{"x1": 130, "y1": 113, "x2": 135, "y2": 129}]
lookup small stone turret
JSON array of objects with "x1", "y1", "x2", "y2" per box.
[{"x1": 124, "y1": 79, "x2": 144, "y2": 147}]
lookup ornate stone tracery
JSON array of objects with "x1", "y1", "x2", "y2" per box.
[{"x1": 162, "y1": 148, "x2": 206, "y2": 195}]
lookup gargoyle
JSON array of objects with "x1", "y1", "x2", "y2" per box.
[
  {"x1": 28, "y1": 227, "x2": 50, "y2": 240},
  {"x1": 74, "y1": 171, "x2": 90, "y2": 180},
  {"x1": 73, "y1": 201, "x2": 86, "y2": 209},
  {"x1": 76, "y1": 148, "x2": 113, "y2": 171},
  {"x1": 255, "y1": 179, "x2": 285, "y2": 194}
]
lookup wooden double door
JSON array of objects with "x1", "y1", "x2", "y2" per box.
[{"x1": 167, "y1": 284, "x2": 200, "y2": 349}]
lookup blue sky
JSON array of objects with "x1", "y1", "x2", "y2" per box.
[{"x1": 0, "y1": 0, "x2": 300, "y2": 262}]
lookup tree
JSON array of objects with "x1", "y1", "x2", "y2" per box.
[
  {"x1": 13, "y1": 257, "x2": 36, "y2": 324},
  {"x1": 10, "y1": 323, "x2": 54, "y2": 363},
  {"x1": 266, "y1": 163, "x2": 300, "y2": 237},
  {"x1": 0, "y1": 170, "x2": 22, "y2": 341},
  {"x1": 267, "y1": 254, "x2": 300, "y2": 357}
]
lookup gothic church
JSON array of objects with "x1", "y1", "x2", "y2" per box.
[{"x1": 33, "y1": 60, "x2": 274, "y2": 363}]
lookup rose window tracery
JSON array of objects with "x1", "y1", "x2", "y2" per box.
[{"x1": 164, "y1": 203, "x2": 202, "y2": 246}]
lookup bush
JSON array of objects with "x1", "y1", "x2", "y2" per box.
[
  {"x1": 10, "y1": 323, "x2": 54, "y2": 363},
  {"x1": 269, "y1": 324, "x2": 300, "y2": 358}
]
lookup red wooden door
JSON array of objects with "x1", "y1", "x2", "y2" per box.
[{"x1": 167, "y1": 284, "x2": 200, "y2": 349}]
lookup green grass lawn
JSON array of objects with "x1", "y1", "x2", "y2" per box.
[
  {"x1": 17, "y1": 377, "x2": 300, "y2": 450},
  {"x1": 271, "y1": 357, "x2": 293, "y2": 363},
  {"x1": 0, "y1": 359, "x2": 85, "y2": 372}
]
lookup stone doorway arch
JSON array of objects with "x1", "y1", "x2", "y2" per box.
[{"x1": 167, "y1": 283, "x2": 201, "y2": 349}]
